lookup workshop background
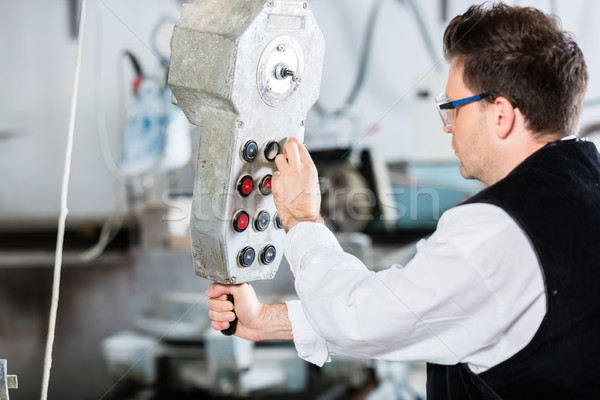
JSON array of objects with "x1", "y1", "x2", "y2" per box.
[{"x1": 1, "y1": 0, "x2": 600, "y2": 399}]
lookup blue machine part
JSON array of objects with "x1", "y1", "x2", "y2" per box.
[
  {"x1": 370, "y1": 164, "x2": 483, "y2": 231},
  {"x1": 121, "y1": 79, "x2": 166, "y2": 178}
]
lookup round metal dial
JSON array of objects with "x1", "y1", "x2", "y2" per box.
[{"x1": 257, "y1": 36, "x2": 304, "y2": 107}]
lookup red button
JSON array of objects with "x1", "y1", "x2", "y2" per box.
[
  {"x1": 259, "y1": 175, "x2": 273, "y2": 196},
  {"x1": 237, "y1": 175, "x2": 254, "y2": 197},
  {"x1": 237, "y1": 213, "x2": 249, "y2": 230},
  {"x1": 242, "y1": 179, "x2": 253, "y2": 194},
  {"x1": 233, "y1": 210, "x2": 250, "y2": 232}
]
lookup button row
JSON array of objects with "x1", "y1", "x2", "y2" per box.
[
  {"x1": 238, "y1": 244, "x2": 277, "y2": 267},
  {"x1": 241, "y1": 140, "x2": 280, "y2": 162},
  {"x1": 237, "y1": 174, "x2": 272, "y2": 197},
  {"x1": 233, "y1": 210, "x2": 283, "y2": 232}
]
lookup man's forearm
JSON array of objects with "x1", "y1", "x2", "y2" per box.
[{"x1": 258, "y1": 303, "x2": 293, "y2": 341}]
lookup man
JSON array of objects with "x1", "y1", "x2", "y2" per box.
[{"x1": 207, "y1": 3, "x2": 600, "y2": 398}]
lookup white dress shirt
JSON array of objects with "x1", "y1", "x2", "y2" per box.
[{"x1": 284, "y1": 203, "x2": 546, "y2": 373}]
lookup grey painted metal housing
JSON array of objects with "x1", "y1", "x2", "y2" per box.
[{"x1": 168, "y1": 0, "x2": 325, "y2": 283}]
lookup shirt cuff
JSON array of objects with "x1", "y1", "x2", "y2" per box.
[
  {"x1": 286, "y1": 299, "x2": 331, "y2": 367},
  {"x1": 284, "y1": 221, "x2": 341, "y2": 277}
]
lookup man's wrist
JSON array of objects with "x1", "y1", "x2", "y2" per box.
[
  {"x1": 285, "y1": 215, "x2": 326, "y2": 233},
  {"x1": 258, "y1": 303, "x2": 293, "y2": 341}
]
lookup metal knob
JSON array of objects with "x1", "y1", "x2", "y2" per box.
[{"x1": 274, "y1": 63, "x2": 300, "y2": 82}]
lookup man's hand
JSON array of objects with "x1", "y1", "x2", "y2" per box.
[
  {"x1": 272, "y1": 136, "x2": 324, "y2": 232},
  {"x1": 206, "y1": 283, "x2": 293, "y2": 341}
]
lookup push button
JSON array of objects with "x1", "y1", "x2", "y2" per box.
[
  {"x1": 237, "y1": 175, "x2": 254, "y2": 197},
  {"x1": 238, "y1": 246, "x2": 255, "y2": 267},
  {"x1": 254, "y1": 210, "x2": 270, "y2": 231},
  {"x1": 260, "y1": 244, "x2": 276, "y2": 265},
  {"x1": 274, "y1": 213, "x2": 283, "y2": 229},
  {"x1": 264, "y1": 140, "x2": 280, "y2": 161},
  {"x1": 259, "y1": 175, "x2": 272, "y2": 196},
  {"x1": 241, "y1": 140, "x2": 259, "y2": 162},
  {"x1": 232, "y1": 210, "x2": 250, "y2": 232}
]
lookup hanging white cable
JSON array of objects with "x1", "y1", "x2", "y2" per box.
[{"x1": 40, "y1": 0, "x2": 88, "y2": 399}]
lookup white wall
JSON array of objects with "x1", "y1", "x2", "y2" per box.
[
  {"x1": 307, "y1": 0, "x2": 600, "y2": 161},
  {"x1": 0, "y1": 0, "x2": 181, "y2": 220},
  {"x1": 1, "y1": 0, "x2": 599, "y2": 220}
]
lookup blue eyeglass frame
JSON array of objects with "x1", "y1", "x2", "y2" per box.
[
  {"x1": 438, "y1": 91, "x2": 498, "y2": 110},
  {"x1": 436, "y1": 91, "x2": 517, "y2": 130}
]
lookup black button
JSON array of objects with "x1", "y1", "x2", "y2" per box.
[
  {"x1": 264, "y1": 140, "x2": 280, "y2": 161},
  {"x1": 238, "y1": 246, "x2": 255, "y2": 267},
  {"x1": 232, "y1": 210, "x2": 250, "y2": 232},
  {"x1": 274, "y1": 213, "x2": 283, "y2": 229},
  {"x1": 241, "y1": 140, "x2": 259, "y2": 162},
  {"x1": 259, "y1": 175, "x2": 272, "y2": 196},
  {"x1": 254, "y1": 210, "x2": 270, "y2": 231},
  {"x1": 260, "y1": 244, "x2": 276, "y2": 265},
  {"x1": 237, "y1": 175, "x2": 254, "y2": 197}
]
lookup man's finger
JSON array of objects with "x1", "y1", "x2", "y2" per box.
[
  {"x1": 284, "y1": 142, "x2": 301, "y2": 167},
  {"x1": 207, "y1": 297, "x2": 233, "y2": 312},
  {"x1": 287, "y1": 136, "x2": 301, "y2": 146},
  {"x1": 297, "y1": 140, "x2": 312, "y2": 165},
  {"x1": 206, "y1": 283, "x2": 234, "y2": 299},
  {"x1": 274, "y1": 154, "x2": 288, "y2": 172},
  {"x1": 211, "y1": 320, "x2": 230, "y2": 331},
  {"x1": 208, "y1": 309, "x2": 236, "y2": 322}
]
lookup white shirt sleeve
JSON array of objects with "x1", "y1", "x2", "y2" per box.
[{"x1": 284, "y1": 203, "x2": 546, "y2": 372}]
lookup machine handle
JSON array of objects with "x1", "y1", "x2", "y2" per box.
[{"x1": 221, "y1": 294, "x2": 238, "y2": 336}]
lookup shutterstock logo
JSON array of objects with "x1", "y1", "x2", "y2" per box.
[{"x1": 161, "y1": 184, "x2": 443, "y2": 228}]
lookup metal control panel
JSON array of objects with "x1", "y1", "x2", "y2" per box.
[{"x1": 168, "y1": 0, "x2": 325, "y2": 284}]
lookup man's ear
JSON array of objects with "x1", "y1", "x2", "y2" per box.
[{"x1": 494, "y1": 96, "x2": 516, "y2": 139}]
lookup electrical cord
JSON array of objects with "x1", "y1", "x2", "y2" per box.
[
  {"x1": 41, "y1": 0, "x2": 88, "y2": 399},
  {"x1": 82, "y1": 5, "x2": 130, "y2": 263}
]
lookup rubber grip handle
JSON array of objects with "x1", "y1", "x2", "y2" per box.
[{"x1": 221, "y1": 294, "x2": 238, "y2": 336}]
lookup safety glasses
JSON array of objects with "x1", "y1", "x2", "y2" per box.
[{"x1": 435, "y1": 91, "x2": 516, "y2": 130}]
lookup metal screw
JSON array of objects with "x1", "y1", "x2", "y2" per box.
[
  {"x1": 230, "y1": 276, "x2": 237, "y2": 284},
  {"x1": 270, "y1": 272, "x2": 276, "y2": 279},
  {"x1": 303, "y1": 2, "x2": 308, "y2": 9},
  {"x1": 300, "y1": 120, "x2": 305, "y2": 127},
  {"x1": 277, "y1": 44, "x2": 285, "y2": 52},
  {"x1": 267, "y1": 0, "x2": 274, "y2": 7},
  {"x1": 237, "y1": 121, "x2": 244, "y2": 129},
  {"x1": 265, "y1": 85, "x2": 272, "y2": 92},
  {"x1": 292, "y1": 75, "x2": 301, "y2": 83}
]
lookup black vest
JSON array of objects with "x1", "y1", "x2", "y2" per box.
[{"x1": 427, "y1": 139, "x2": 600, "y2": 399}]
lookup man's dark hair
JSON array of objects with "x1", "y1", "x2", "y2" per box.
[{"x1": 443, "y1": 2, "x2": 588, "y2": 138}]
